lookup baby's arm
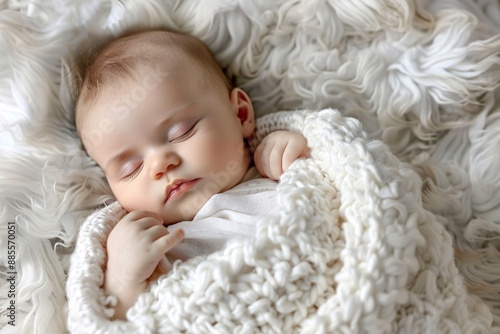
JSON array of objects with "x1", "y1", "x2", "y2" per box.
[
  {"x1": 104, "y1": 211, "x2": 184, "y2": 320},
  {"x1": 253, "y1": 131, "x2": 310, "y2": 180}
]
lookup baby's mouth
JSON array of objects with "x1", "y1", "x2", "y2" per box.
[{"x1": 165, "y1": 179, "x2": 200, "y2": 203}]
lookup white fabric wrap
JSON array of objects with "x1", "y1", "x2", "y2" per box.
[
  {"x1": 66, "y1": 109, "x2": 494, "y2": 333},
  {"x1": 166, "y1": 173, "x2": 278, "y2": 261}
]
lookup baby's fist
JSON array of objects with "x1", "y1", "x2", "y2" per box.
[{"x1": 254, "y1": 131, "x2": 309, "y2": 180}]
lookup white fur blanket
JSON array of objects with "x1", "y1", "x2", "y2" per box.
[
  {"x1": 1, "y1": 0, "x2": 500, "y2": 333},
  {"x1": 67, "y1": 109, "x2": 494, "y2": 333}
]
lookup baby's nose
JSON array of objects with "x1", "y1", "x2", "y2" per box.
[{"x1": 150, "y1": 150, "x2": 180, "y2": 180}]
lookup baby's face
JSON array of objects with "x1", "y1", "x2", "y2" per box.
[{"x1": 80, "y1": 72, "x2": 254, "y2": 225}]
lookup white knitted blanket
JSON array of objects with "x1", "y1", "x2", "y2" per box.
[{"x1": 67, "y1": 109, "x2": 494, "y2": 333}]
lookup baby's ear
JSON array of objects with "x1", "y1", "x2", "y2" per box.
[{"x1": 230, "y1": 88, "x2": 254, "y2": 138}]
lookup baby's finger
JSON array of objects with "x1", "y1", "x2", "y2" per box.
[
  {"x1": 146, "y1": 225, "x2": 169, "y2": 241},
  {"x1": 154, "y1": 228, "x2": 185, "y2": 254},
  {"x1": 269, "y1": 142, "x2": 287, "y2": 180},
  {"x1": 134, "y1": 216, "x2": 164, "y2": 230},
  {"x1": 157, "y1": 256, "x2": 172, "y2": 274},
  {"x1": 253, "y1": 142, "x2": 266, "y2": 176},
  {"x1": 281, "y1": 140, "x2": 305, "y2": 172},
  {"x1": 148, "y1": 256, "x2": 173, "y2": 283},
  {"x1": 255, "y1": 140, "x2": 275, "y2": 178},
  {"x1": 126, "y1": 210, "x2": 163, "y2": 224}
]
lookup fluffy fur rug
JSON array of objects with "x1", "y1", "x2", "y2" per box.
[{"x1": 1, "y1": 0, "x2": 500, "y2": 333}]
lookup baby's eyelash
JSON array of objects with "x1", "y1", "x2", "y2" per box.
[
  {"x1": 121, "y1": 163, "x2": 142, "y2": 182},
  {"x1": 170, "y1": 121, "x2": 198, "y2": 143}
]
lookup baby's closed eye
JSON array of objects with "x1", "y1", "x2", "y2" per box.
[
  {"x1": 167, "y1": 120, "x2": 199, "y2": 143},
  {"x1": 121, "y1": 160, "x2": 143, "y2": 181}
]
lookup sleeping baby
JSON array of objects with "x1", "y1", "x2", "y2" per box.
[{"x1": 74, "y1": 29, "x2": 309, "y2": 319}]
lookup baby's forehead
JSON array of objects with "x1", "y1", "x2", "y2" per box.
[
  {"x1": 77, "y1": 64, "x2": 192, "y2": 132},
  {"x1": 76, "y1": 31, "x2": 228, "y2": 135},
  {"x1": 76, "y1": 58, "x2": 180, "y2": 123}
]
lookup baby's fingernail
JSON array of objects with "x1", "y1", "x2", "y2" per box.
[{"x1": 177, "y1": 229, "x2": 185, "y2": 238}]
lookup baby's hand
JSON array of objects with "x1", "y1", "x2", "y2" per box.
[
  {"x1": 254, "y1": 131, "x2": 310, "y2": 180},
  {"x1": 105, "y1": 211, "x2": 184, "y2": 290}
]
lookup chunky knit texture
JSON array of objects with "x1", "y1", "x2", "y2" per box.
[{"x1": 67, "y1": 109, "x2": 495, "y2": 333}]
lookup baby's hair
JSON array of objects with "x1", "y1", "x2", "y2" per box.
[{"x1": 75, "y1": 29, "x2": 233, "y2": 134}]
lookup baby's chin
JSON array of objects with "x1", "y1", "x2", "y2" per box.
[
  {"x1": 160, "y1": 203, "x2": 205, "y2": 225},
  {"x1": 167, "y1": 190, "x2": 218, "y2": 223}
]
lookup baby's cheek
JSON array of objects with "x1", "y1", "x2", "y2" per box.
[
  {"x1": 114, "y1": 193, "x2": 134, "y2": 212},
  {"x1": 214, "y1": 140, "x2": 246, "y2": 169},
  {"x1": 193, "y1": 131, "x2": 248, "y2": 181},
  {"x1": 195, "y1": 132, "x2": 229, "y2": 160},
  {"x1": 111, "y1": 184, "x2": 141, "y2": 213}
]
